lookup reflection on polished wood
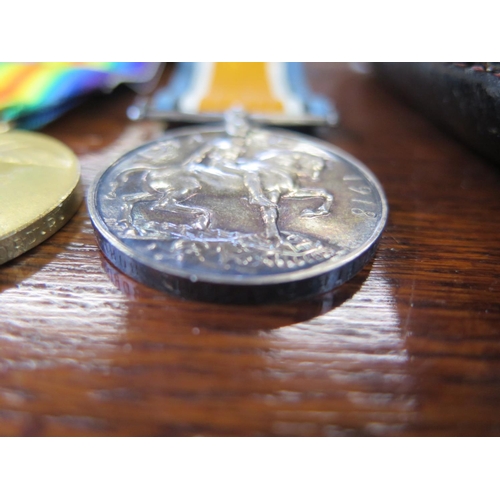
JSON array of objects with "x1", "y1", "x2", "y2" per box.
[{"x1": 0, "y1": 63, "x2": 499, "y2": 436}]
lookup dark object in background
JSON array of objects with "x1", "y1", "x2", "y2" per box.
[{"x1": 374, "y1": 63, "x2": 500, "y2": 164}]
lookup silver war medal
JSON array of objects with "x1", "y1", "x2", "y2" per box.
[{"x1": 88, "y1": 111, "x2": 388, "y2": 303}]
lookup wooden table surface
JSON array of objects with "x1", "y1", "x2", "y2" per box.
[{"x1": 1, "y1": 63, "x2": 499, "y2": 437}]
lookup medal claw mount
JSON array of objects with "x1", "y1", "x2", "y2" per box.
[{"x1": 127, "y1": 98, "x2": 339, "y2": 128}]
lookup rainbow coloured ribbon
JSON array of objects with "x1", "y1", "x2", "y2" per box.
[{"x1": 0, "y1": 62, "x2": 160, "y2": 129}]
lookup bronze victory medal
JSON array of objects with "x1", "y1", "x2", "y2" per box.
[{"x1": 0, "y1": 130, "x2": 81, "y2": 265}]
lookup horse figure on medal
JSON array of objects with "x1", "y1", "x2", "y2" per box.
[{"x1": 107, "y1": 133, "x2": 333, "y2": 244}]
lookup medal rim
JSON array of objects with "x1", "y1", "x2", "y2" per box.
[
  {"x1": 0, "y1": 184, "x2": 82, "y2": 265},
  {"x1": 88, "y1": 124, "x2": 388, "y2": 287}
]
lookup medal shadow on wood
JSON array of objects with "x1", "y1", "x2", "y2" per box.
[
  {"x1": 0, "y1": 250, "x2": 50, "y2": 294},
  {"x1": 100, "y1": 253, "x2": 371, "y2": 333}
]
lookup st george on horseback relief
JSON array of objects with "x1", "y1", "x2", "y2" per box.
[{"x1": 99, "y1": 127, "x2": 341, "y2": 276}]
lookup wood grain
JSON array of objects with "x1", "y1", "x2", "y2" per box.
[{"x1": 1, "y1": 63, "x2": 499, "y2": 436}]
